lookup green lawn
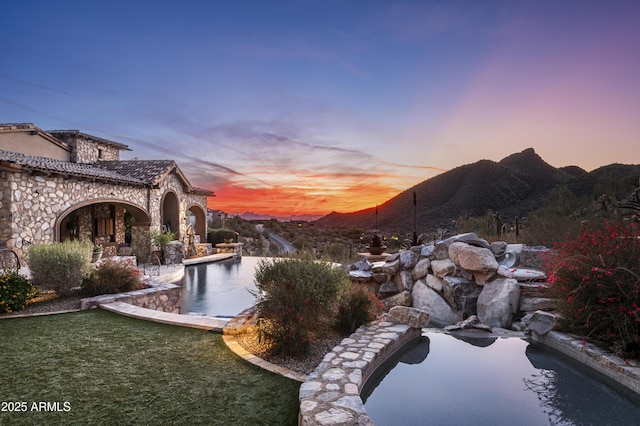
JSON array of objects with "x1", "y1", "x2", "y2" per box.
[{"x1": 0, "y1": 310, "x2": 300, "y2": 425}]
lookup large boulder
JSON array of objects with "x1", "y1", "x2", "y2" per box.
[
  {"x1": 387, "y1": 306, "x2": 430, "y2": 328},
  {"x1": 400, "y1": 249, "x2": 419, "y2": 269},
  {"x1": 411, "y1": 258, "x2": 431, "y2": 281},
  {"x1": 448, "y1": 242, "x2": 499, "y2": 285},
  {"x1": 382, "y1": 290, "x2": 412, "y2": 310},
  {"x1": 519, "y1": 297, "x2": 556, "y2": 313},
  {"x1": 444, "y1": 232, "x2": 490, "y2": 249},
  {"x1": 412, "y1": 279, "x2": 463, "y2": 326},
  {"x1": 445, "y1": 276, "x2": 482, "y2": 318},
  {"x1": 431, "y1": 258, "x2": 456, "y2": 279},
  {"x1": 490, "y1": 241, "x2": 507, "y2": 256},
  {"x1": 522, "y1": 310, "x2": 558, "y2": 335},
  {"x1": 432, "y1": 241, "x2": 451, "y2": 260},
  {"x1": 350, "y1": 258, "x2": 372, "y2": 271},
  {"x1": 395, "y1": 270, "x2": 415, "y2": 292},
  {"x1": 420, "y1": 244, "x2": 435, "y2": 259},
  {"x1": 376, "y1": 259, "x2": 400, "y2": 275},
  {"x1": 477, "y1": 278, "x2": 520, "y2": 328},
  {"x1": 379, "y1": 281, "x2": 399, "y2": 294},
  {"x1": 425, "y1": 274, "x2": 458, "y2": 310}
]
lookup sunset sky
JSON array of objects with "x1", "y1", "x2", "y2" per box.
[{"x1": 2, "y1": 0, "x2": 639, "y2": 216}]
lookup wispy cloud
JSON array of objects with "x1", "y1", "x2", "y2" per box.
[{"x1": 0, "y1": 73, "x2": 91, "y2": 100}]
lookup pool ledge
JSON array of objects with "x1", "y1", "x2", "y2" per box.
[
  {"x1": 298, "y1": 319, "x2": 421, "y2": 426},
  {"x1": 99, "y1": 301, "x2": 229, "y2": 331},
  {"x1": 532, "y1": 330, "x2": 640, "y2": 397},
  {"x1": 182, "y1": 253, "x2": 236, "y2": 266}
]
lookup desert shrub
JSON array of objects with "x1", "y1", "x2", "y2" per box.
[
  {"x1": 323, "y1": 243, "x2": 349, "y2": 263},
  {"x1": 334, "y1": 284, "x2": 380, "y2": 335},
  {"x1": 207, "y1": 228, "x2": 237, "y2": 244},
  {"x1": 546, "y1": 220, "x2": 640, "y2": 358},
  {"x1": 27, "y1": 240, "x2": 93, "y2": 297},
  {"x1": 81, "y1": 260, "x2": 144, "y2": 296},
  {"x1": 0, "y1": 272, "x2": 37, "y2": 313},
  {"x1": 291, "y1": 236, "x2": 312, "y2": 251},
  {"x1": 522, "y1": 186, "x2": 592, "y2": 245},
  {"x1": 252, "y1": 255, "x2": 348, "y2": 356}
]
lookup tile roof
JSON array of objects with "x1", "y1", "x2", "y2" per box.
[
  {"x1": 96, "y1": 160, "x2": 176, "y2": 185},
  {"x1": 0, "y1": 150, "x2": 214, "y2": 195},
  {"x1": 96, "y1": 160, "x2": 214, "y2": 195},
  {"x1": 0, "y1": 149, "x2": 146, "y2": 185}
]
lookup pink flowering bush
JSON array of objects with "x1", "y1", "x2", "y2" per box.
[
  {"x1": 334, "y1": 284, "x2": 380, "y2": 335},
  {"x1": 546, "y1": 221, "x2": 640, "y2": 358}
]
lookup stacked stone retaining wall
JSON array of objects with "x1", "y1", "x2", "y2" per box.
[{"x1": 80, "y1": 282, "x2": 181, "y2": 313}]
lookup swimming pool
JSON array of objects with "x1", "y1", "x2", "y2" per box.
[
  {"x1": 362, "y1": 331, "x2": 640, "y2": 425},
  {"x1": 180, "y1": 256, "x2": 262, "y2": 317}
]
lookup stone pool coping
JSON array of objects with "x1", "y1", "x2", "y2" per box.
[
  {"x1": 295, "y1": 322, "x2": 640, "y2": 426},
  {"x1": 298, "y1": 320, "x2": 421, "y2": 426},
  {"x1": 531, "y1": 330, "x2": 640, "y2": 397}
]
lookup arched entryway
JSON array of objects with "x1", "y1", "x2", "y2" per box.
[
  {"x1": 161, "y1": 191, "x2": 180, "y2": 239},
  {"x1": 186, "y1": 204, "x2": 207, "y2": 243},
  {"x1": 56, "y1": 200, "x2": 151, "y2": 257}
]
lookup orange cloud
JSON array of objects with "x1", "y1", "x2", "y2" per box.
[{"x1": 207, "y1": 179, "x2": 403, "y2": 217}]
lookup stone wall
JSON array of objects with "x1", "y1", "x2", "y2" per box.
[
  {"x1": 80, "y1": 282, "x2": 181, "y2": 313},
  {"x1": 60, "y1": 134, "x2": 121, "y2": 164},
  {"x1": 1, "y1": 167, "x2": 208, "y2": 265},
  {"x1": 1, "y1": 171, "x2": 149, "y2": 254}
]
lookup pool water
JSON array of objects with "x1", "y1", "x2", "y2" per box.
[
  {"x1": 363, "y1": 331, "x2": 640, "y2": 425},
  {"x1": 180, "y1": 256, "x2": 263, "y2": 317}
]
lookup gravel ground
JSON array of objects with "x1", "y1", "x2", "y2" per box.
[
  {"x1": 234, "y1": 326, "x2": 345, "y2": 376},
  {"x1": 0, "y1": 290, "x2": 81, "y2": 318}
]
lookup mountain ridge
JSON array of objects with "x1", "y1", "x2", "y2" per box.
[{"x1": 315, "y1": 148, "x2": 640, "y2": 232}]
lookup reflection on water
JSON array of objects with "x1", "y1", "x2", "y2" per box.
[
  {"x1": 361, "y1": 336, "x2": 431, "y2": 402},
  {"x1": 364, "y1": 332, "x2": 640, "y2": 426},
  {"x1": 180, "y1": 256, "x2": 263, "y2": 317}
]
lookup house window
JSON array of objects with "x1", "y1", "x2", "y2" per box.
[
  {"x1": 95, "y1": 217, "x2": 114, "y2": 237},
  {"x1": 94, "y1": 204, "x2": 115, "y2": 242},
  {"x1": 98, "y1": 148, "x2": 103, "y2": 159}
]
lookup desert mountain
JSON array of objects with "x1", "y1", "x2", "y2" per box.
[{"x1": 315, "y1": 148, "x2": 640, "y2": 233}]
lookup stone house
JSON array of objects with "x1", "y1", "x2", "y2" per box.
[{"x1": 0, "y1": 123, "x2": 213, "y2": 264}]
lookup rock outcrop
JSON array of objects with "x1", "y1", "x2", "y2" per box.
[{"x1": 350, "y1": 232, "x2": 552, "y2": 331}]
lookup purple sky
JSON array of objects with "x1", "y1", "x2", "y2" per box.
[{"x1": 2, "y1": 0, "x2": 639, "y2": 215}]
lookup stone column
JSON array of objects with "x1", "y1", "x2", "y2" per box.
[{"x1": 131, "y1": 223, "x2": 152, "y2": 263}]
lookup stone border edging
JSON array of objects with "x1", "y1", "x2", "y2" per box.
[
  {"x1": 222, "y1": 309, "x2": 307, "y2": 382},
  {"x1": 0, "y1": 309, "x2": 81, "y2": 319},
  {"x1": 221, "y1": 334, "x2": 307, "y2": 382},
  {"x1": 532, "y1": 330, "x2": 640, "y2": 397},
  {"x1": 299, "y1": 319, "x2": 421, "y2": 426}
]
